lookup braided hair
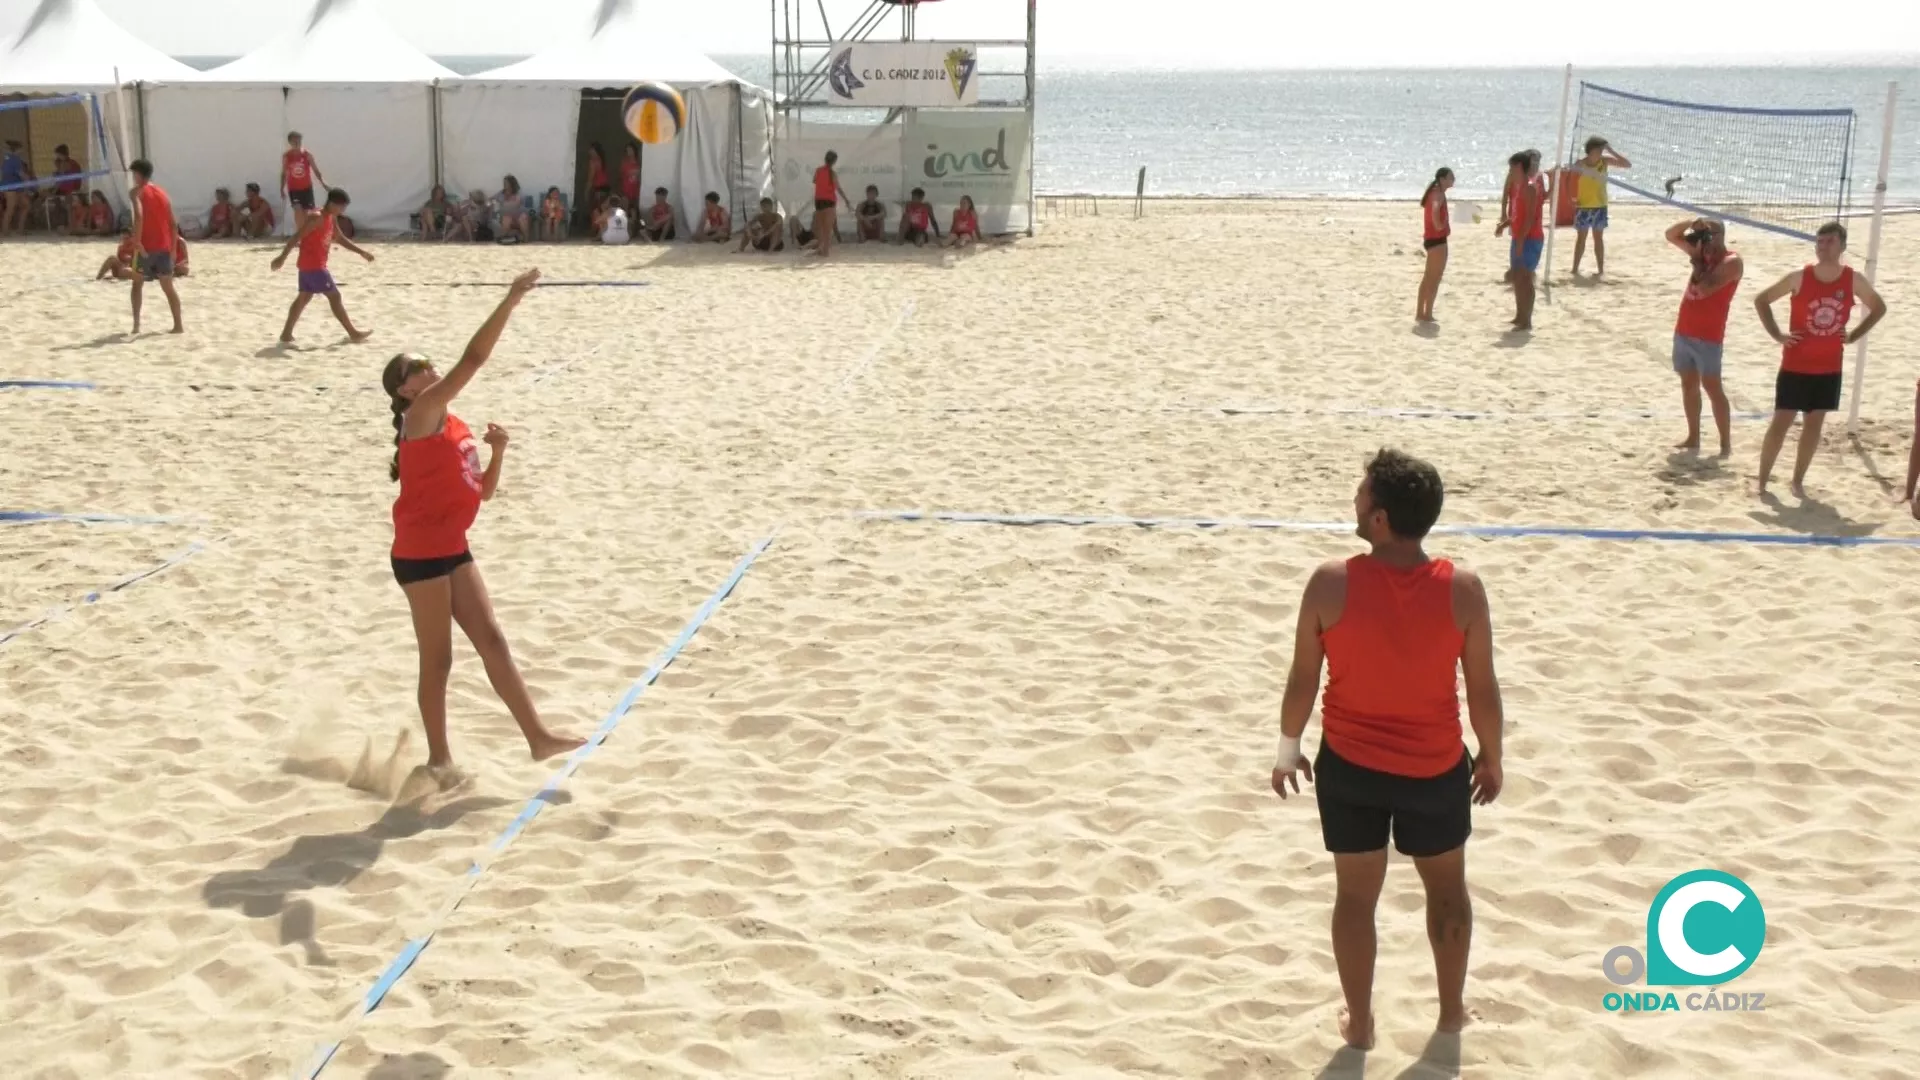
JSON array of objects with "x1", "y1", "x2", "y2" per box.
[
  {"x1": 381, "y1": 352, "x2": 424, "y2": 482},
  {"x1": 389, "y1": 392, "x2": 407, "y2": 481},
  {"x1": 1421, "y1": 167, "x2": 1453, "y2": 209}
]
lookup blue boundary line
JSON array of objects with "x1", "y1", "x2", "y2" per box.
[
  {"x1": 0, "y1": 94, "x2": 90, "y2": 112},
  {"x1": 0, "y1": 380, "x2": 96, "y2": 390},
  {"x1": 2, "y1": 510, "x2": 183, "y2": 526},
  {"x1": 1581, "y1": 81, "x2": 1855, "y2": 119},
  {"x1": 0, "y1": 167, "x2": 114, "y2": 196},
  {"x1": 857, "y1": 510, "x2": 1920, "y2": 548},
  {"x1": 0, "y1": 541, "x2": 210, "y2": 647},
  {"x1": 296, "y1": 530, "x2": 778, "y2": 1079}
]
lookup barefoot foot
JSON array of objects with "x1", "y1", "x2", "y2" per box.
[
  {"x1": 1338, "y1": 1007, "x2": 1375, "y2": 1050},
  {"x1": 1673, "y1": 435, "x2": 1700, "y2": 452},
  {"x1": 1790, "y1": 481, "x2": 1807, "y2": 499},
  {"x1": 527, "y1": 731, "x2": 588, "y2": 761},
  {"x1": 348, "y1": 330, "x2": 373, "y2": 344},
  {"x1": 1437, "y1": 1006, "x2": 1469, "y2": 1033}
]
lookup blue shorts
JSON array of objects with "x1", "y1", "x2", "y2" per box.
[
  {"x1": 1574, "y1": 207, "x2": 1609, "y2": 231},
  {"x1": 1672, "y1": 334, "x2": 1724, "y2": 378},
  {"x1": 297, "y1": 269, "x2": 337, "y2": 294},
  {"x1": 137, "y1": 252, "x2": 174, "y2": 278},
  {"x1": 1510, "y1": 237, "x2": 1543, "y2": 273}
]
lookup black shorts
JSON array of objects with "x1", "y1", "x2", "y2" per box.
[
  {"x1": 289, "y1": 187, "x2": 316, "y2": 210},
  {"x1": 1775, "y1": 370, "x2": 1842, "y2": 413},
  {"x1": 1315, "y1": 742, "x2": 1472, "y2": 857},
  {"x1": 392, "y1": 550, "x2": 473, "y2": 586},
  {"x1": 815, "y1": 198, "x2": 836, "y2": 212},
  {"x1": 1423, "y1": 237, "x2": 1448, "y2": 251},
  {"x1": 795, "y1": 228, "x2": 814, "y2": 246},
  {"x1": 753, "y1": 234, "x2": 777, "y2": 251}
]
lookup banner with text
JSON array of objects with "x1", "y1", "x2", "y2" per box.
[
  {"x1": 776, "y1": 112, "x2": 1030, "y2": 234},
  {"x1": 825, "y1": 41, "x2": 981, "y2": 108},
  {"x1": 908, "y1": 112, "x2": 1031, "y2": 233}
]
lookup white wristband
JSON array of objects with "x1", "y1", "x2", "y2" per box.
[{"x1": 1275, "y1": 735, "x2": 1304, "y2": 772}]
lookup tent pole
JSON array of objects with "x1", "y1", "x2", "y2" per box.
[
  {"x1": 429, "y1": 80, "x2": 442, "y2": 190},
  {"x1": 1540, "y1": 63, "x2": 1571, "y2": 305},
  {"x1": 135, "y1": 81, "x2": 149, "y2": 160},
  {"x1": 1027, "y1": 0, "x2": 1037, "y2": 237}
]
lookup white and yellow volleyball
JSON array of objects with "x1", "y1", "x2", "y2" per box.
[{"x1": 622, "y1": 82, "x2": 687, "y2": 146}]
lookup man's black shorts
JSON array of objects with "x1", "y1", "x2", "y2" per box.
[
  {"x1": 1315, "y1": 742, "x2": 1472, "y2": 857},
  {"x1": 288, "y1": 187, "x2": 316, "y2": 210}
]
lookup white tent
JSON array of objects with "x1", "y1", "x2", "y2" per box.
[
  {"x1": 0, "y1": 0, "x2": 200, "y2": 90},
  {"x1": 144, "y1": 0, "x2": 450, "y2": 233},
  {"x1": 444, "y1": 0, "x2": 772, "y2": 236}
]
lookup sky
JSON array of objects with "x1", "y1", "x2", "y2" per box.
[{"x1": 3, "y1": 0, "x2": 1917, "y2": 68}]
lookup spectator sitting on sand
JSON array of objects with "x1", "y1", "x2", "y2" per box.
[
  {"x1": 420, "y1": 184, "x2": 452, "y2": 240},
  {"x1": 240, "y1": 183, "x2": 276, "y2": 238},
  {"x1": 202, "y1": 188, "x2": 236, "y2": 239},
  {"x1": 599, "y1": 196, "x2": 630, "y2": 244},
  {"x1": 856, "y1": 185, "x2": 886, "y2": 242},
  {"x1": 692, "y1": 192, "x2": 730, "y2": 244},
  {"x1": 736, "y1": 198, "x2": 784, "y2": 253}
]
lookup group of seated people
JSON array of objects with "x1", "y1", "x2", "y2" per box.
[
  {"x1": 733, "y1": 186, "x2": 982, "y2": 253},
  {"x1": 196, "y1": 182, "x2": 302, "y2": 239},
  {"x1": 2, "y1": 142, "x2": 110, "y2": 237},
  {"x1": 418, "y1": 176, "x2": 551, "y2": 243}
]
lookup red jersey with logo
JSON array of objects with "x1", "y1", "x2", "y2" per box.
[
  {"x1": 1674, "y1": 257, "x2": 1741, "y2": 344},
  {"x1": 135, "y1": 183, "x2": 174, "y2": 254},
  {"x1": 651, "y1": 201, "x2": 672, "y2": 225},
  {"x1": 621, "y1": 158, "x2": 640, "y2": 203},
  {"x1": 952, "y1": 207, "x2": 978, "y2": 237},
  {"x1": 284, "y1": 149, "x2": 316, "y2": 192},
  {"x1": 705, "y1": 204, "x2": 726, "y2": 230},
  {"x1": 392, "y1": 414, "x2": 484, "y2": 559},
  {"x1": 298, "y1": 213, "x2": 335, "y2": 271},
  {"x1": 814, "y1": 166, "x2": 836, "y2": 202},
  {"x1": 904, "y1": 203, "x2": 931, "y2": 231},
  {"x1": 210, "y1": 202, "x2": 232, "y2": 230},
  {"x1": 1320, "y1": 556, "x2": 1466, "y2": 779},
  {"x1": 1782, "y1": 266, "x2": 1854, "y2": 375},
  {"x1": 588, "y1": 158, "x2": 608, "y2": 191},
  {"x1": 1422, "y1": 191, "x2": 1449, "y2": 242}
]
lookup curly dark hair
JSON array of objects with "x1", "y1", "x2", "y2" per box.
[{"x1": 1365, "y1": 448, "x2": 1445, "y2": 539}]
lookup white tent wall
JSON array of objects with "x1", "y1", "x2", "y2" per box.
[
  {"x1": 145, "y1": 83, "x2": 432, "y2": 235},
  {"x1": 437, "y1": 84, "x2": 578, "y2": 215},
  {"x1": 735, "y1": 86, "x2": 776, "y2": 213},
  {"x1": 142, "y1": 84, "x2": 284, "y2": 230},
  {"x1": 665, "y1": 85, "x2": 738, "y2": 233},
  {"x1": 288, "y1": 85, "x2": 432, "y2": 234}
]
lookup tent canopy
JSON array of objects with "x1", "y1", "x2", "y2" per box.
[
  {"x1": 0, "y1": 0, "x2": 201, "y2": 91},
  {"x1": 198, "y1": 0, "x2": 456, "y2": 85},
  {"x1": 464, "y1": 0, "x2": 742, "y2": 87}
]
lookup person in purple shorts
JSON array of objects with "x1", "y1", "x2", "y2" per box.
[{"x1": 271, "y1": 188, "x2": 373, "y2": 344}]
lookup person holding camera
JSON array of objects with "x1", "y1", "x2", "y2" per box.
[{"x1": 1664, "y1": 217, "x2": 1743, "y2": 456}]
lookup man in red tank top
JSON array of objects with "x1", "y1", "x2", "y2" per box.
[
  {"x1": 1753, "y1": 221, "x2": 1888, "y2": 498},
  {"x1": 1273, "y1": 449, "x2": 1505, "y2": 1048},
  {"x1": 1663, "y1": 218, "x2": 1743, "y2": 457},
  {"x1": 127, "y1": 159, "x2": 184, "y2": 335},
  {"x1": 281, "y1": 131, "x2": 327, "y2": 228}
]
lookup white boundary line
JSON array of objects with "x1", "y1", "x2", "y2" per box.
[{"x1": 833, "y1": 297, "x2": 917, "y2": 396}]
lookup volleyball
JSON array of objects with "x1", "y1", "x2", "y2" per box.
[{"x1": 622, "y1": 82, "x2": 686, "y2": 146}]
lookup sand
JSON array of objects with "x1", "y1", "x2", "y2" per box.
[{"x1": 1, "y1": 201, "x2": 1918, "y2": 1079}]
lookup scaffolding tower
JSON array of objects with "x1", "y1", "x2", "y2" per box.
[{"x1": 769, "y1": 0, "x2": 1036, "y2": 236}]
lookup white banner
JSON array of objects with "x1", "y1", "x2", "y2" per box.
[
  {"x1": 775, "y1": 112, "x2": 1030, "y2": 234},
  {"x1": 825, "y1": 41, "x2": 980, "y2": 108}
]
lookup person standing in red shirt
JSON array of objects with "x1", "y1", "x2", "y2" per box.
[
  {"x1": 619, "y1": 143, "x2": 642, "y2": 208},
  {"x1": 1496, "y1": 150, "x2": 1545, "y2": 332},
  {"x1": 381, "y1": 268, "x2": 585, "y2": 776},
  {"x1": 1663, "y1": 218, "x2": 1743, "y2": 457},
  {"x1": 281, "y1": 131, "x2": 327, "y2": 230},
  {"x1": 1273, "y1": 449, "x2": 1505, "y2": 1049},
  {"x1": 1415, "y1": 167, "x2": 1453, "y2": 324},
  {"x1": 127, "y1": 159, "x2": 183, "y2": 335},
  {"x1": 1753, "y1": 221, "x2": 1889, "y2": 498},
  {"x1": 270, "y1": 187, "x2": 373, "y2": 345},
  {"x1": 811, "y1": 149, "x2": 851, "y2": 257}
]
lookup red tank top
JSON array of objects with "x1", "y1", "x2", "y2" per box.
[
  {"x1": 621, "y1": 159, "x2": 640, "y2": 201},
  {"x1": 284, "y1": 149, "x2": 314, "y2": 191},
  {"x1": 1422, "y1": 191, "x2": 1449, "y2": 241},
  {"x1": 297, "y1": 213, "x2": 334, "y2": 271},
  {"x1": 1782, "y1": 265, "x2": 1853, "y2": 375},
  {"x1": 1320, "y1": 556, "x2": 1466, "y2": 778},
  {"x1": 1674, "y1": 257, "x2": 1740, "y2": 344},
  {"x1": 953, "y1": 208, "x2": 978, "y2": 236},
  {"x1": 814, "y1": 166, "x2": 836, "y2": 201},
  {"x1": 392, "y1": 414, "x2": 484, "y2": 559}
]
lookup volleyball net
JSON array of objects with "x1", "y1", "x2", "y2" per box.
[
  {"x1": 0, "y1": 93, "x2": 121, "y2": 206},
  {"x1": 1567, "y1": 81, "x2": 1856, "y2": 241}
]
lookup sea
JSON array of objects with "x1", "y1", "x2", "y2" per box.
[{"x1": 176, "y1": 55, "x2": 1919, "y2": 204}]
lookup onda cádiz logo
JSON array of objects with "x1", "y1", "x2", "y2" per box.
[{"x1": 1600, "y1": 870, "x2": 1768, "y2": 1014}]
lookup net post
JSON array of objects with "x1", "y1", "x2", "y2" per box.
[
  {"x1": 1542, "y1": 63, "x2": 1573, "y2": 303},
  {"x1": 1846, "y1": 81, "x2": 1897, "y2": 436}
]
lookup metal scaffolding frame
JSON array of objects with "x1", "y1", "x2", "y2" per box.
[{"x1": 770, "y1": 0, "x2": 1036, "y2": 236}]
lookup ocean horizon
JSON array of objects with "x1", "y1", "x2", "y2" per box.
[{"x1": 170, "y1": 56, "x2": 1918, "y2": 203}]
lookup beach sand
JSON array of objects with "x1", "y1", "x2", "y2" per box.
[{"x1": 2, "y1": 201, "x2": 1917, "y2": 1078}]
